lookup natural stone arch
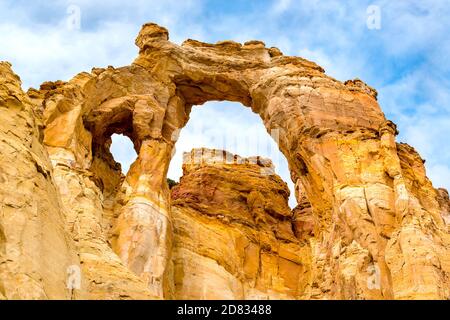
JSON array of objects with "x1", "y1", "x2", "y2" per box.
[
  {"x1": 127, "y1": 23, "x2": 394, "y2": 298},
  {"x1": 25, "y1": 23, "x2": 450, "y2": 299}
]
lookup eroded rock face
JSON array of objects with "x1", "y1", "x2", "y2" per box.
[
  {"x1": 171, "y1": 149, "x2": 310, "y2": 299},
  {"x1": 0, "y1": 22, "x2": 449, "y2": 299},
  {"x1": 437, "y1": 188, "x2": 450, "y2": 227},
  {"x1": 0, "y1": 62, "x2": 80, "y2": 299}
]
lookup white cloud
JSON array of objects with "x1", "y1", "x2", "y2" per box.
[
  {"x1": 272, "y1": 0, "x2": 293, "y2": 14},
  {"x1": 397, "y1": 115, "x2": 450, "y2": 191},
  {"x1": 427, "y1": 164, "x2": 450, "y2": 192},
  {"x1": 0, "y1": 0, "x2": 205, "y2": 89},
  {"x1": 0, "y1": 22, "x2": 139, "y2": 89}
]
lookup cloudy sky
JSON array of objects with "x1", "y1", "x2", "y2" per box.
[{"x1": 1, "y1": 0, "x2": 449, "y2": 207}]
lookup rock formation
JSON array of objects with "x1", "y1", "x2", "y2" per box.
[
  {"x1": 0, "y1": 23, "x2": 449, "y2": 300},
  {"x1": 171, "y1": 148, "x2": 309, "y2": 299}
]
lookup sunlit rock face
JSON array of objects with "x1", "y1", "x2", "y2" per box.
[
  {"x1": 0, "y1": 22, "x2": 449, "y2": 300},
  {"x1": 0, "y1": 62, "x2": 81, "y2": 300},
  {"x1": 171, "y1": 149, "x2": 310, "y2": 299}
]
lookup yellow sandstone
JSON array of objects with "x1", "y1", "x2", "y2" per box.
[{"x1": 0, "y1": 23, "x2": 449, "y2": 300}]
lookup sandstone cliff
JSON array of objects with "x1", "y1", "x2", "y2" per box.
[
  {"x1": 0, "y1": 23, "x2": 449, "y2": 300},
  {"x1": 0, "y1": 62, "x2": 80, "y2": 300},
  {"x1": 171, "y1": 148, "x2": 309, "y2": 299}
]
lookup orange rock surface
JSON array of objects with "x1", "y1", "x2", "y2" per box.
[
  {"x1": 171, "y1": 149, "x2": 309, "y2": 299},
  {"x1": 0, "y1": 23, "x2": 449, "y2": 299}
]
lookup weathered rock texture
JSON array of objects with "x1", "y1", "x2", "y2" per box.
[
  {"x1": 0, "y1": 23, "x2": 449, "y2": 299},
  {"x1": 171, "y1": 149, "x2": 310, "y2": 299},
  {"x1": 0, "y1": 62, "x2": 81, "y2": 300}
]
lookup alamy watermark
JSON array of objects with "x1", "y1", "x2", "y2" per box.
[
  {"x1": 66, "y1": 4, "x2": 81, "y2": 30},
  {"x1": 67, "y1": 265, "x2": 81, "y2": 290},
  {"x1": 367, "y1": 264, "x2": 381, "y2": 290},
  {"x1": 366, "y1": 5, "x2": 381, "y2": 30}
]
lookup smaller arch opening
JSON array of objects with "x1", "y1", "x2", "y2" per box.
[{"x1": 109, "y1": 134, "x2": 137, "y2": 174}]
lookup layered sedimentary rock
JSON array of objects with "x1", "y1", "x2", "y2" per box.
[
  {"x1": 437, "y1": 188, "x2": 450, "y2": 228},
  {"x1": 171, "y1": 149, "x2": 310, "y2": 299},
  {"x1": 27, "y1": 69, "x2": 159, "y2": 300},
  {"x1": 0, "y1": 62, "x2": 80, "y2": 299},
  {"x1": 0, "y1": 22, "x2": 449, "y2": 299}
]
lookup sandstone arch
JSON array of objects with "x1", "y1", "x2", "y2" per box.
[{"x1": 1, "y1": 23, "x2": 449, "y2": 299}]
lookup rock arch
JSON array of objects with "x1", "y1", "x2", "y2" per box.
[{"x1": 5, "y1": 23, "x2": 448, "y2": 299}]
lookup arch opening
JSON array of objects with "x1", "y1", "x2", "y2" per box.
[
  {"x1": 109, "y1": 133, "x2": 137, "y2": 174},
  {"x1": 168, "y1": 101, "x2": 297, "y2": 208}
]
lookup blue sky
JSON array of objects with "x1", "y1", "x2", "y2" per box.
[{"x1": 1, "y1": 0, "x2": 449, "y2": 207}]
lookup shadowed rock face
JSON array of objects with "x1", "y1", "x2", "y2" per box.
[{"x1": 0, "y1": 22, "x2": 449, "y2": 300}]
